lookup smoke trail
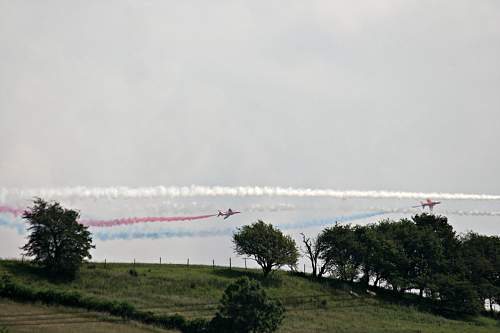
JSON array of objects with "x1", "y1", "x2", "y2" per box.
[
  {"x1": 278, "y1": 211, "x2": 389, "y2": 230},
  {"x1": 93, "y1": 227, "x2": 235, "y2": 241},
  {"x1": 366, "y1": 206, "x2": 500, "y2": 217},
  {"x1": 91, "y1": 211, "x2": 389, "y2": 241},
  {"x1": 81, "y1": 214, "x2": 217, "y2": 227},
  {"x1": 0, "y1": 206, "x2": 24, "y2": 216},
  {"x1": 0, "y1": 218, "x2": 26, "y2": 235},
  {"x1": 2, "y1": 185, "x2": 500, "y2": 201}
]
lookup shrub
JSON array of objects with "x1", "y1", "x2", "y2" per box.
[{"x1": 209, "y1": 277, "x2": 285, "y2": 333}]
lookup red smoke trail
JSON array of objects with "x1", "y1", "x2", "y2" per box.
[
  {"x1": 80, "y1": 214, "x2": 218, "y2": 227},
  {"x1": 0, "y1": 206, "x2": 25, "y2": 216}
]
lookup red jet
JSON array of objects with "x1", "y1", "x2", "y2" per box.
[
  {"x1": 413, "y1": 199, "x2": 441, "y2": 212},
  {"x1": 217, "y1": 208, "x2": 241, "y2": 219}
]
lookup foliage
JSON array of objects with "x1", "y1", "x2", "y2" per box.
[
  {"x1": 1, "y1": 261, "x2": 499, "y2": 333},
  {"x1": 233, "y1": 221, "x2": 299, "y2": 276},
  {"x1": 209, "y1": 277, "x2": 285, "y2": 333},
  {"x1": 318, "y1": 224, "x2": 363, "y2": 282},
  {"x1": 460, "y1": 232, "x2": 500, "y2": 311},
  {"x1": 315, "y1": 214, "x2": 493, "y2": 316},
  {"x1": 21, "y1": 198, "x2": 94, "y2": 279},
  {"x1": 431, "y1": 274, "x2": 481, "y2": 317},
  {"x1": 0, "y1": 273, "x2": 207, "y2": 333}
]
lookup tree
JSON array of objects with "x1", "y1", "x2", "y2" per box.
[
  {"x1": 22, "y1": 198, "x2": 94, "y2": 278},
  {"x1": 300, "y1": 233, "x2": 328, "y2": 278},
  {"x1": 209, "y1": 277, "x2": 285, "y2": 333},
  {"x1": 461, "y1": 232, "x2": 500, "y2": 312},
  {"x1": 233, "y1": 221, "x2": 299, "y2": 277},
  {"x1": 318, "y1": 224, "x2": 362, "y2": 282}
]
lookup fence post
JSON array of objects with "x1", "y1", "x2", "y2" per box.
[
  {"x1": 104, "y1": 259, "x2": 106, "y2": 268},
  {"x1": 229, "y1": 257, "x2": 232, "y2": 270},
  {"x1": 303, "y1": 264, "x2": 305, "y2": 274},
  {"x1": 244, "y1": 258, "x2": 247, "y2": 270},
  {"x1": 134, "y1": 259, "x2": 136, "y2": 267},
  {"x1": 212, "y1": 259, "x2": 215, "y2": 269},
  {"x1": 160, "y1": 257, "x2": 161, "y2": 265},
  {"x1": 187, "y1": 258, "x2": 189, "y2": 267}
]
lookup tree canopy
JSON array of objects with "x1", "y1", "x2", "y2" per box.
[
  {"x1": 314, "y1": 214, "x2": 492, "y2": 316},
  {"x1": 22, "y1": 198, "x2": 94, "y2": 279},
  {"x1": 233, "y1": 221, "x2": 299, "y2": 276},
  {"x1": 210, "y1": 277, "x2": 285, "y2": 333}
]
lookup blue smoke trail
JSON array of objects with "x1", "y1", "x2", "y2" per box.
[
  {"x1": 1, "y1": 210, "x2": 392, "y2": 241},
  {"x1": 278, "y1": 211, "x2": 389, "y2": 230},
  {"x1": 0, "y1": 217, "x2": 26, "y2": 235},
  {"x1": 91, "y1": 211, "x2": 391, "y2": 241},
  {"x1": 93, "y1": 227, "x2": 235, "y2": 241}
]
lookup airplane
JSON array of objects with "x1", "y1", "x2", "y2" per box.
[
  {"x1": 217, "y1": 208, "x2": 241, "y2": 219},
  {"x1": 413, "y1": 199, "x2": 441, "y2": 212}
]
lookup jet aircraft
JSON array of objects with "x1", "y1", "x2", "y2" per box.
[
  {"x1": 413, "y1": 199, "x2": 441, "y2": 212},
  {"x1": 217, "y1": 208, "x2": 241, "y2": 219}
]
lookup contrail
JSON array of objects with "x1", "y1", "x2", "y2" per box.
[
  {"x1": 366, "y1": 206, "x2": 500, "y2": 217},
  {"x1": 2, "y1": 186, "x2": 500, "y2": 201},
  {"x1": 93, "y1": 227, "x2": 235, "y2": 241},
  {"x1": 0, "y1": 218, "x2": 26, "y2": 235},
  {"x1": 92, "y1": 212, "x2": 388, "y2": 240},
  {"x1": 278, "y1": 211, "x2": 389, "y2": 230},
  {"x1": 0, "y1": 206, "x2": 24, "y2": 216},
  {"x1": 81, "y1": 214, "x2": 217, "y2": 227}
]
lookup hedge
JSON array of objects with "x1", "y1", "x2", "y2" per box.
[{"x1": 0, "y1": 274, "x2": 209, "y2": 333}]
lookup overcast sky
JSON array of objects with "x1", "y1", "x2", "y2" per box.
[
  {"x1": 1, "y1": 1, "x2": 500, "y2": 262},
  {"x1": 1, "y1": 1, "x2": 499, "y2": 194}
]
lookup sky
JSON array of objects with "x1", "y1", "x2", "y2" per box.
[{"x1": 1, "y1": 1, "x2": 499, "y2": 266}]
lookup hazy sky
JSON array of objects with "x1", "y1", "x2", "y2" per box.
[
  {"x1": 1, "y1": 1, "x2": 500, "y2": 263},
  {"x1": 1, "y1": 0, "x2": 499, "y2": 193}
]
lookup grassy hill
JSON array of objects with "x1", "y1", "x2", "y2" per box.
[
  {"x1": 0, "y1": 298, "x2": 176, "y2": 333},
  {"x1": 0, "y1": 260, "x2": 499, "y2": 333}
]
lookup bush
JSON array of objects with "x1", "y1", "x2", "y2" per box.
[{"x1": 209, "y1": 277, "x2": 285, "y2": 333}]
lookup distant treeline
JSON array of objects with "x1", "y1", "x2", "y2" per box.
[{"x1": 303, "y1": 213, "x2": 499, "y2": 316}]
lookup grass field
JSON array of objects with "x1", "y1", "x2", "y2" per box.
[
  {"x1": 1, "y1": 260, "x2": 499, "y2": 333},
  {"x1": 0, "y1": 298, "x2": 177, "y2": 333}
]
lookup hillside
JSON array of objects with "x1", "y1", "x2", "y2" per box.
[
  {"x1": 0, "y1": 298, "x2": 176, "y2": 333},
  {"x1": 0, "y1": 260, "x2": 499, "y2": 333}
]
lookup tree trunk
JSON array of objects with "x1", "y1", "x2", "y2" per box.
[{"x1": 262, "y1": 264, "x2": 272, "y2": 277}]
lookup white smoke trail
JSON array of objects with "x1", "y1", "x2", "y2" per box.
[
  {"x1": 2, "y1": 185, "x2": 500, "y2": 202},
  {"x1": 366, "y1": 206, "x2": 500, "y2": 217}
]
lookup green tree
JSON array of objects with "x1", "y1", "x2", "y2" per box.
[
  {"x1": 461, "y1": 232, "x2": 500, "y2": 312},
  {"x1": 431, "y1": 274, "x2": 481, "y2": 316},
  {"x1": 209, "y1": 277, "x2": 285, "y2": 333},
  {"x1": 22, "y1": 198, "x2": 94, "y2": 279},
  {"x1": 318, "y1": 224, "x2": 362, "y2": 282},
  {"x1": 233, "y1": 221, "x2": 299, "y2": 277}
]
